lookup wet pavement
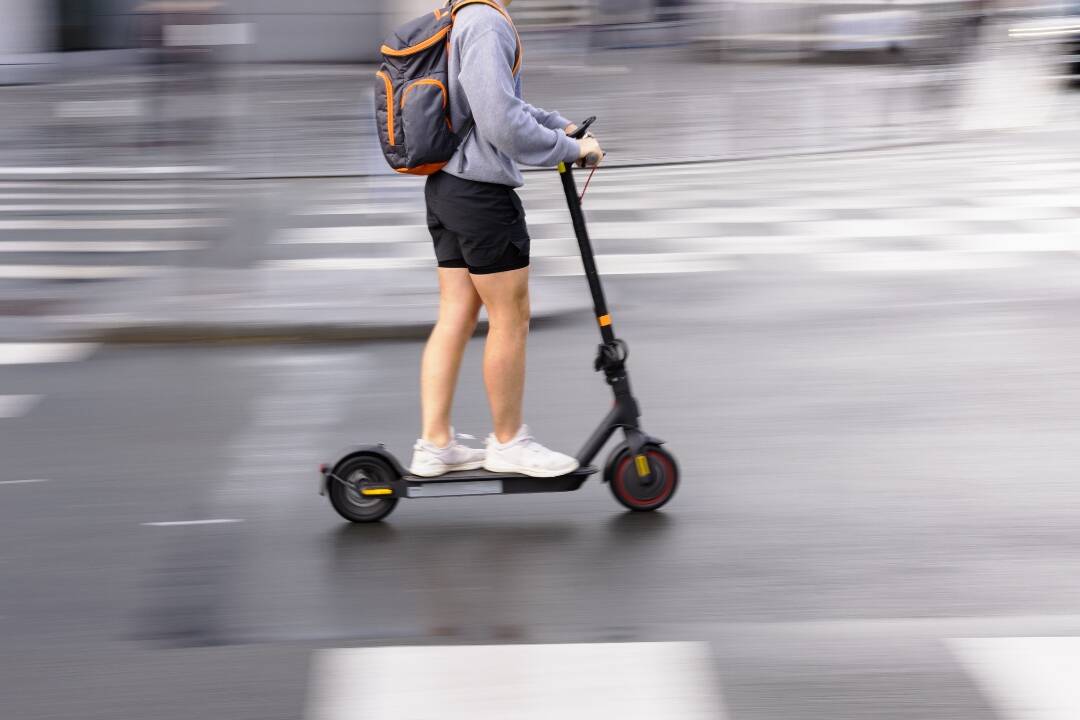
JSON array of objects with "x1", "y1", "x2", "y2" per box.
[{"x1": 3, "y1": 266, "x2": 1080, "y2": 718}]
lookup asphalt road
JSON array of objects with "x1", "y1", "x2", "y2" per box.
[{"x1": 4, "y1": 266, "x2": 1080, "y2": 718}]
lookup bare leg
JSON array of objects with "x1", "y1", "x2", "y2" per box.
[
  {"x1": 470, "y1": 266, "x2": 530, "y2": 444},
  {"x1": 420, "y1": 267, "x2": 482, "y2": 447}
]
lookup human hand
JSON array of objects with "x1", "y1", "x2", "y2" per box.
[{"x1": 577, "y1": 136, "x2": 604, "y2": 168}]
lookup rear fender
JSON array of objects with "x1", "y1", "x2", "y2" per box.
[{"x1": 319, "y1": 444, "x2": 406, "y2": 496}]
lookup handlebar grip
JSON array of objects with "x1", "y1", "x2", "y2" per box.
[{"x1": 583, "y1": 152, "x2": 601, "y2": 167}]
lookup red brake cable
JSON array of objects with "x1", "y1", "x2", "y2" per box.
[{"x1": 579, "y1": 163, "x2": 599, "y2": 202}]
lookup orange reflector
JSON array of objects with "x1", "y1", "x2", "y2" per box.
[
  {"x1": 635, "y1": 455, "x2": 650, "y2": 477},
  {"x1": 598, "y1": 314, "x2": 612, "y2": 327}
]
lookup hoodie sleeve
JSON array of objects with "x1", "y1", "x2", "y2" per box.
[
  {"x1": 456, "y1": 21, "x2": 580, "y2": 167},
  {"x1": 522, "y1": 100, "x2": 573, "y2": 132}
]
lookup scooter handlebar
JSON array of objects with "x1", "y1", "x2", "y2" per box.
[
  {"x1": 568, "y1": 116, "x2": 596, "y2": 140},
  {"x1": 568, "y1": 117, "x2": 604, "y2": 168}
]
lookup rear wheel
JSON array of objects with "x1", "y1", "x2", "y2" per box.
[
  {"x1": 327, "y1": 455, "x2": 399, "y2": 523},
  {"x1": 607, "y1": 444, "x2": 678, "y2": 512}
]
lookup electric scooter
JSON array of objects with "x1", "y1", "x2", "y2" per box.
[{"x1": 319, "y1": 118, "x2": 679, "y2": 522}]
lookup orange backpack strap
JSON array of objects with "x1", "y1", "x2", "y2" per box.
[{"x1": 449, "y1": 0, "x2": 522, "y2": 75}]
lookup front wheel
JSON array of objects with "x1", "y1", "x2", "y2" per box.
[
  {"x1": 327, "y1": 455, "x2": 399, "y2": 523},
  {"x1": 606, "y1": 444, "x2": 678, "y2": 512}
]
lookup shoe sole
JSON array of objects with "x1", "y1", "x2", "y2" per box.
[
  {"x1": 408, "y1": 460, "x2": 485, "y2": 478},
  {"x1": 482, "y1": 460, "x2": 580, "y2": 478}
]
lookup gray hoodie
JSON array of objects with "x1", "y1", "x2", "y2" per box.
[{"x1": 445, "y1": 3, "x2": 581, "y2": 188}]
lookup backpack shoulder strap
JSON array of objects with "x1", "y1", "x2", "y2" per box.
[{"x1": 449, "y1": 0, "x2": 522, "y2": 75}]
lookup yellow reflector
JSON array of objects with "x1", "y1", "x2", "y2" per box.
[
  {"x1": 360, "y1": 487, "x2": 393, "y2": 496},
  {"x1": 635, "y1": 455, "x2": 650, "y2": 477},
  {"x1": 598, "y1": 314, "x2": 612, "y2": 327},
  {"x1": 557, "y1": 162, "x2": 567, "y2": 173}
]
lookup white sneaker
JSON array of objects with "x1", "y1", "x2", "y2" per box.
[
  {"x1": 483, "y1": 425, "x2": 580, "y2": 478},
  {"x1": 408, "y1": 429, "x2": 486, "y2": 477}
]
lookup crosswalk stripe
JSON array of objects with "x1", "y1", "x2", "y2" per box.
[
  {"x1": 0, "y1": 265, "x2": 166, "y2": 280},
  {"x1": 950, "y1": 637, "x2": 1080, "y2": 720},
  {"x1": 0, "y1": 193, "x2": 227, "y2": 201},
  {"x1": 0, "y1": 343, "x2": 99, "y2": 365},
  {"x1": 267, "y1": 257, "x2": 429, "y2": 271},
  {"x1": 0, "y1": 165, "x2": 224, "y2": 176},
  {"x1": 0, "y1": 218, "x2": 223, "y2": 230},
  {"x1": 0, "y1": 203, "x2": 218, "y2": 212},
  {"x1": 0, "y1": 182, "x2": 249, "y2": 191},
  {"x1": 0, "y1": 240, "x2": 204, "y2": 253},
  {"x1": 538, "y1": 252, "x2": 736, "y2": 276},
  {"x1": 816, "y1": 251, "x2": 1028, "y2": 272},
  {"x1": 0, "y1": 395, "x2": 41, "y2": 419},
  {"x1": 294, "y1": 204, "x2": 423, "y2": 216},
  {"x1": 305, "y1": 642, "x2": 727, "y2": 720},
  {"x1": 275, "y1": 226, "x2": 423, "y2": 244}
]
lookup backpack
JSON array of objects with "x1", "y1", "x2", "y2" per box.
[{"x1": 374, "y1": 0, "x2": 521, "y2": 176}]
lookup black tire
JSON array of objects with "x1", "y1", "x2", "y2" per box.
[
  {"x1": 606, "y1": 444, "x2": 678, "y2": 512},
  {"x1": 327, "y1": 455, "x2": 399, "y2": 523}
]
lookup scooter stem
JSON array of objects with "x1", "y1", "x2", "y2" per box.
[{"x1": 558, "y1": 161, "x2": 615, "y2": 344}]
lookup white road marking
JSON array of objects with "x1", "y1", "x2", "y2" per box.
[
  {"x1": 0, "y1": 265, "x2": 166, "y2": 280},
  {"x1": 816, "y1": 251, "x2": 1026, "y2": 272},
  {"x1": 293, "y1": 204, "x2": 424, "y2": 216},
  {"x1": 0, "y1": 478, "x2": 50, "y2": 485},
  {"x1": 946, "y1": 234, "x2": 1080, "y2": 253},
  {"x1": 54, "y1": 98, "x2": 144, "y2": 119},
  {"x1": 266, "y1": 257, "x2": 431, "y2": 271},
  {"x1": 0, "y1": 193, "x2": 223, "y2": 201},
  {"x1": 950, "y1": 637, "x2": 1080, "y2": 720},
  {"x1": 0, "y1": 218, "x2": 223, "y2": 230},
  {"x1": 538, "y1": 252, "x2": 735, "y2": 276},
  {"x1": 970, "y1": 193, "x2": 1080, "y2": 208},
  {"x1": 0, "y1": 343, "x2": 99, "y2": 365},
  {"x1": 0, "y1": 166, "x2": 224, "y2": 176},
  {"x1": 305, "y1": 642, "x2": 727, "y2": 720},
  {"x1": 0, "y1": 182, "x2": 247, "y2": 191},
  {"x1": 0, "y1": 240, "x2": 204, "y2": 253},
  {"x1": 275, "y1": 225, "x2": 427, "y2": 244},
  {"x1": 0, "y1": 395, "x2": 41, "y2": 418},
  {"x1": 141, "y1": 518, "x2": 245, "y2": 527},
  {"x1": 267, "y1": 97, "x2": 345, "y2": 105},
  {"x1": 798, "y1": 219, "x2": 967, "y2": 237},
  {"x1": 0, "y1": 203, "x2": 216, "y2": 212}
]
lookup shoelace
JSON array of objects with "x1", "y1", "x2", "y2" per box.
[
  {"x1": 416, "y1": 432, "x2": 478, "y2": 452},
  {"x1": 516, "y1": 432, "x2": 550, "y2": 457}
]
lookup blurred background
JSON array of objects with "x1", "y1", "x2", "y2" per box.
[{"x1": 3, "y1": 1, "x2": 1080, "y2": 719}]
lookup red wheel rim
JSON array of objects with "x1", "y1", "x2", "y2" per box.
[{"x1": 614, "y1": 449, "x2": 676, "y2": 509}]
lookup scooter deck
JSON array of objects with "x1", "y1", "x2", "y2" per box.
[{"x1": 404, "y1": 466, "x2": 596, "y2": 499}]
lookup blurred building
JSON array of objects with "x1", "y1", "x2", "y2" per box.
[
  {"x1": 0, "y1": 0, "x2": 55, "y2": 83},
  {"x1": 5, "y1": 0, "x2": 1042, "y2": 73},
  {"x1": 0, "y1": 0, "x2": 698, "y2": 73}
]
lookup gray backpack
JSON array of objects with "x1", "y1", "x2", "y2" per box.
[{"x1": 374, "y1": 0, "x2": 521, "y2": 175}]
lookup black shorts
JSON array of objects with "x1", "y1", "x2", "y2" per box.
[{"x1": 425, "y1": 171, "x2": 530, "y2": 275}]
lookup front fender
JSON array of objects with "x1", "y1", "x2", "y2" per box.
[{"x1": 601, "y1": 434, "x2": 665, "y2": 484}]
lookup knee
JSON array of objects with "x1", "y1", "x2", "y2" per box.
[
  {"x1": 437, "y1": 301, "x2": 481, "y2": 337},
  {"x1": 486, "y1": 292, "x2": 530, "y2": 332}
]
